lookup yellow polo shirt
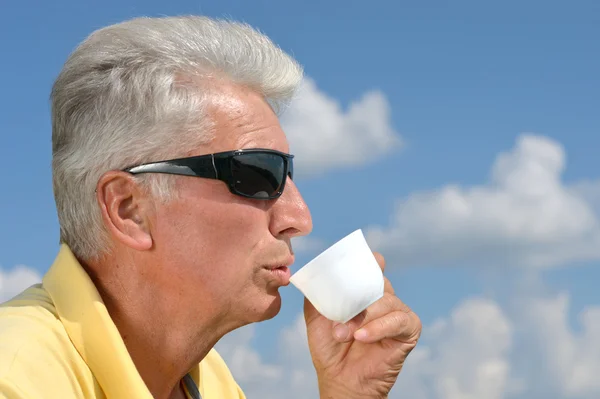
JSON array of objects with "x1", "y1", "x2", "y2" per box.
[{"x1": 0, "y1": 245, "x2": 246, "y2": 399}]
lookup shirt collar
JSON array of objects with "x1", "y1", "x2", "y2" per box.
[{"x1": 42, "y1": 244, "x2": 155, "y2": 398}]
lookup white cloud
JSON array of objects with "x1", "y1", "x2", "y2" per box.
[
  {"x1": 216, "y1": 314, "x2": 318, "y2": 399},
  {"x1": 0, "y1": 265, "x2": 41, "y2": 303},
  {"x1": 217, "y1": 299, "x2": 516, "y2": 399},
  {"x1": 366, "y1": 134, "x2": 600, "y2": 269},
  {"x1": 277, "y1": 314, "x2": 319, "y2": 397},
  {"x1": 392, "y1": 298, "x2": 517, "y2": 399},
  {"x1": 214, "y1": 324, "x2": 282, "y2": 384},
  {"x1": 393, "y1": 288, "x2": 600, "y2": 399},
  {"x1": 522, "y1": 292, "x2": 600, "y2": 398},
  {"x1": 281, "y1": 77, "x2": 403, "y2": 177},
  {"x1": 217, "y1": 287, "x2": 600, "y2": 399}
]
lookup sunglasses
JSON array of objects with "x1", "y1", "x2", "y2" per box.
[{"x1": 123, "y1": 148, "x2": 294, "y2": 200}]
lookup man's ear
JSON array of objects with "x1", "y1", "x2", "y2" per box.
[{"x1": 96, "y1": 171, "x2": 154, "y2": 251}]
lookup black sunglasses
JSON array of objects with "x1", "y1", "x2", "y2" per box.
[{"x1": 123, "y1": 148, "x2": 294, "y2": 200}]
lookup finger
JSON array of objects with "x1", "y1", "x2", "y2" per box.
[
  {"x1": 373, "y1": 252, "x2": 394, "y2": 294},
  {"x1": 373, "y1": 251, "x2": 386, "y2": 273},
  {"x1": 373, "y1": 252, "x2": 395, "y2": 294},
  {"x1": 353, "y1": 310, "x2": 422, "y2": 344},
  {"x1": 332, "y1": 293, "x2": 408, "y2": 342},
  {"x1": 353, "y1": 294, "x2": 410, "y2": 328},
  {"x1": 383, "y1": 275, "x2": 395, "y2": 295}
]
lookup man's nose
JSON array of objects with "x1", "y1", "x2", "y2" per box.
[{"x1": 269, "y1": 178, "x2": 313, "y2": 238}]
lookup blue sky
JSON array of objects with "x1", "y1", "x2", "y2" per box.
[{"x1": 1, "y1": 1, "x2": 599, "y2": 398}]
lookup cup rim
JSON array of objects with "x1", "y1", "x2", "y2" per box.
[{"x1": 290, "y1": 229, "x2": 364, "y2": 284}]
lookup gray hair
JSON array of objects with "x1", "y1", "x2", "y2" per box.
[{"x1": 51, "y1": 15, "x2": 303, "y2": 261}]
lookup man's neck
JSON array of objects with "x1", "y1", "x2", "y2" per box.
[
  {"x1": 169, "y1": 381, "x2": 189, "y2": 399},
  {"x1": 83, "y1": 257, "x2": 232, "y2": 399}
]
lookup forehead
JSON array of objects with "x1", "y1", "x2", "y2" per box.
[{"x1": 199, "y1": 82, "x2": 290, "y2": 155}]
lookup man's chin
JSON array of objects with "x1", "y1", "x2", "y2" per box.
[{"x1": 254, "y1": 293, "x2": 283, "y2": 322}]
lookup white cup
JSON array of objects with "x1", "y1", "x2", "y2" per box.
[{"x1": 290, "y1": 229, "x2": 385, "y2": 323}]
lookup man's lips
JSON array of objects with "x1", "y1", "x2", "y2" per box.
[
  {"x1": 265, "y1": 265, "x2": 292, "y2": 285},
  {"x1": 263, "y1": 256, "x2": 295, "y2": 271},
  {"x1": 263, "y1": 257, "x2": 294, "y2": 285}
]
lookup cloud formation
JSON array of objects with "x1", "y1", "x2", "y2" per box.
[
  {"x1": 396, "y1": 297, "x2": 521, "y2": 399},
  {"x1": 216, "y1": 314, "x2": 318, "y2": 399},
  {"x1": 281, "y1": 78, "x2": 403, "y2": 177},
  {"x1": 218, "y1": 299, "x2": 516, "y2": 399},
  {"x1": 521, "y1": 292, "x2": 600, "y2": 398},
  {"x1": 0, "y1": 265, "x2": 41, "y2": 303},
  {"x1": 217, "y1": 287, "x2": 600, "y2": 399},
  {"x1": 366, "y1": 134, "x2": 600, "y2": 269}
]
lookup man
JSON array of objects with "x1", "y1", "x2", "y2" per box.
[{"x1": 0, "y1": 15, "x2": 421, "y2": 399}]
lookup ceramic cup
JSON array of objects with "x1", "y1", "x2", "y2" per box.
[{"x1": 290, "y1": 229, "x2": 384, "y2": 323}]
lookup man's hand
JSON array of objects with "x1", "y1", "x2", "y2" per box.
[{"x1": 304, "y1": 253, "x2": 421, "y2": 399}]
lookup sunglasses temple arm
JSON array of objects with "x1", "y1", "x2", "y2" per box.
[{"x1": 126, "y1": 156, "x2": 218, "y2": 179}]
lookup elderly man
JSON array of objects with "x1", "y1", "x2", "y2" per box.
[{"x1": 0, "y1": 16, "x2": 421, "y2": 399}]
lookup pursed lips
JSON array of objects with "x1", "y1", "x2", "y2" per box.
[
  {"x1": 263, "y1": 255, "x2": 295, "y2": 270},
  {"x1": 262, "y1": 256, "x2": 294, "y2": 286}
]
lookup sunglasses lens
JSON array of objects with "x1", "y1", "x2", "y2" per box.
[{"x1": 231, "y1": 153, "x2": 287, "y2": 198}]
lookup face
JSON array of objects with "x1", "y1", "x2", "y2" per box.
[{"x1": 148, "y1": 83, "x2": 313, "y2": 328}]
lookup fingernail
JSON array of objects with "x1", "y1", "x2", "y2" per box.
[
  {"x1": 354, "y1": 329, "x2": 368, "y2": 341},
  {"x1": 333, "y1": 323, "x2": 350, "y2": 341}
]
